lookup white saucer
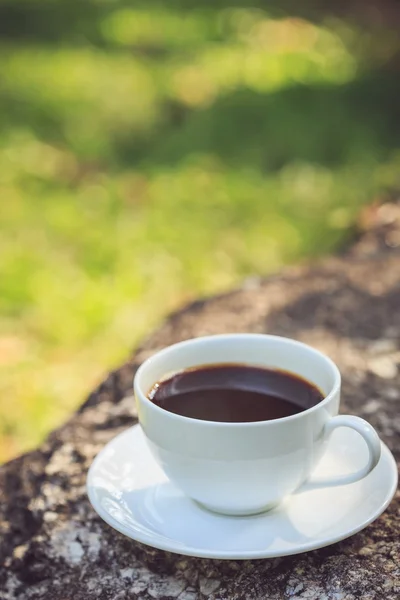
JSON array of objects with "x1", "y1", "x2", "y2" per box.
[{"x1": 87, "y1": 424, "x2": 397, "y2": 560}]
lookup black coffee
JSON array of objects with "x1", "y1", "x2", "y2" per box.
[{"x1": 148, "y1": 364, "x2": 324, "y2": 423}]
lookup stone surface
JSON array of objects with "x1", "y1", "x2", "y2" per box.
[{"x1": 1, "y1": 198, "x2": 400, "y2": 600}]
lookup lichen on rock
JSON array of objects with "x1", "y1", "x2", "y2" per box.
[{"x1": 1, "y1": 200, "x2": 399, "y2": 599}]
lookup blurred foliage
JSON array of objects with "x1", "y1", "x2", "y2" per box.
[{"x1": 0, "y1": 0, "x2": 399, "y2": 461}]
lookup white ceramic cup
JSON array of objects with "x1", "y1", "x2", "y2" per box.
[{"x1": 134, "y1": 334, "x2": 382, "y2": 516}]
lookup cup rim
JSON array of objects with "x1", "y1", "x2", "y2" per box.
[{"x1": 134, "y1": 333, "x2": 341, "y2": 427}]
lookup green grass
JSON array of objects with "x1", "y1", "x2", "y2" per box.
[{"x1": 0, "y1": 2, "x2": 399, "y2": 461}]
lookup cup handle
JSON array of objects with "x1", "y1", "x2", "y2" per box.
[{"x1": 303, "y1": 415, "x2": 382, "y2": 491}]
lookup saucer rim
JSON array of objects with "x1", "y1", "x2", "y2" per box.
[{"x1": 87, "y1": 425, "x2": 398, "y2": 560}]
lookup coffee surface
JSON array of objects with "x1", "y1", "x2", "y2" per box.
[{"x1": 148, "y1": 364, "x2": 324, "y2": 422}]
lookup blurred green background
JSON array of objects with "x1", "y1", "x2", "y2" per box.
[{"x1": 0, "y1": 1, "x2": 399, "y2": 462}]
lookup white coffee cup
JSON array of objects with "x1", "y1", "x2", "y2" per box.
[{"x1": 134, "y1": 334, "x2": 381, "y2": 516}]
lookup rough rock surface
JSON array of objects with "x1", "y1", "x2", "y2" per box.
[{"x1": 1, "y1": 199, "x2": 400, "y2": 600}]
